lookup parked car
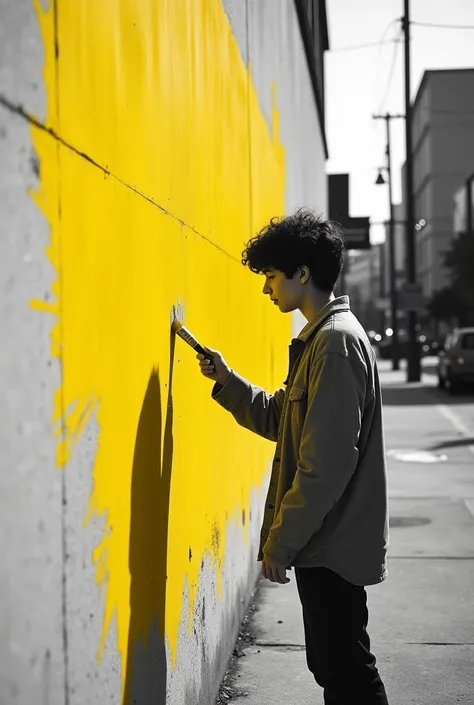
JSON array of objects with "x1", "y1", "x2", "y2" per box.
[{"x1": 437, "y1": 327, "x2": 474, "y2": 393}]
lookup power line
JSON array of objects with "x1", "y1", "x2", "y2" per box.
[
  {"x1": 331, "y1": 20, "x2": 474, "y2": 52},
  {"x1": 379, "y1": 17, "x2": 403, "y2": 46},
  {"x1": 374, "y1": 19, "x2": 402, "y2": 108},
  {"x1": 330, "y1": 38, "x2": 398, "y2": 53},
  {"x1": 377, "y1": 29, "x2": 403, "y2": 114},
  {"x1": 412, "y1": 21, "x2": 474, "y2": 30},
  {"x1": 370, "y1": 18, "x2": 403, "y2": 149},
  {"x1": 332, "y1": 17, "x2": 401, "y2": 53}
]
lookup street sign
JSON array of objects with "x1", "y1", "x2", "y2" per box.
[
  {"x1": 398, "y1": 282, "x2": 425, "y2": 311},
  {"x1": 328, "y1": 174, "x2": 371, "y2": 250},
  {"x1": 344, "y1": 227, "x2": 370, "y2": 250}
]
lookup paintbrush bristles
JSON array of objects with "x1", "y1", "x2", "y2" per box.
[
  {"x1": 171, "y1": 318, "x2": 183, "y2": 333},
  {"x1": 171, "y1": 304, "x2": 200, "y2": 350},
  {"x1": 170, "y1": 302, "x2": 185, "y2": 327}
]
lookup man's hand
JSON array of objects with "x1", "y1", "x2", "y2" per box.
[
  {"x1": 197, "y1": 346, "x2": 232, "y2": 386},
  {"x1": 261, "y1": 557, "x2": 290, "y2": 584}
]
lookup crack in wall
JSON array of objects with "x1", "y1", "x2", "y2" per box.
[{"x1": 0, "y1": 93, "x2": 240, "y2": 265}]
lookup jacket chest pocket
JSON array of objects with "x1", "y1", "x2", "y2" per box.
[{"x1": 287, "y1": 385, "x2": 307, "y2": 430}]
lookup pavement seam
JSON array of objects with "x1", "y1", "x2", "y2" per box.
[
  {"x1": 405, "y1": 642, "x2": 474, "y2": 646},
  {"x1": 254, "y1": 642, "x2": 305, "y2": 650},
  {"x1": 388, "y1": 555, "x2": 474, "y2": 559}
]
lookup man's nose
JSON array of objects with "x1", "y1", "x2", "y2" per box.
[{"x1": 262, "y1": 282, "x2": 271, "y2": 296}]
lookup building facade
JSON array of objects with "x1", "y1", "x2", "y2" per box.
[
  {"x1": 407, "y1": 69, "x2": 474, "y2": 301},
  {"x1": 0, "y1": 2, "x2": 328, "y2": 704},
  {"x1": 344, "y1": 247, "x2": 383, "y2": 333}
]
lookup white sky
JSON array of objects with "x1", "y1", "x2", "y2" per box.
[{"x1": 325, "y1": 0, "x2": 474, "y2": 243}]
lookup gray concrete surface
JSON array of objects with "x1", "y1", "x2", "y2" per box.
[
  {"x1": 64, "y1": 409, "x2": 123, "y2": 705},
  {"x1": 0, "y1": 43, "x2": 65, "y2": 705},
  {"x1": 229, "y1": 361, "x2": 474, "y2": 704},
  {"x1": 0, "y1": 0, "x2": 47, "y2": 119}
]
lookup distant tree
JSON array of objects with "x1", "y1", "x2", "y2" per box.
[{"x1": 426, "y1": 286, "x2": 468, "y2": 325}]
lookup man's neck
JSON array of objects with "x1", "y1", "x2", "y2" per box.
[{"x1": 299, "y1": 289, "x2": 336, "y2": 323}]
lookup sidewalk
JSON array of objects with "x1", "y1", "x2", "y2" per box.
[{"x1": 228, "y1": 360, "x2": 474, "y2": 704}]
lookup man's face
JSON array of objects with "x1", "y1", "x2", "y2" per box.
[{"x1": 262, "y1": 268, "x2": 303, "y2": 313}]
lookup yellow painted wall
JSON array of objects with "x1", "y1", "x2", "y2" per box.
[{"x1": 31, "y1": 0, "x2": 290, "y2": 699}]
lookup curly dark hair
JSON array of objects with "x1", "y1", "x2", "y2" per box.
[{"x1": 241, "y1": 209, "x2": 345, "y2": 293}]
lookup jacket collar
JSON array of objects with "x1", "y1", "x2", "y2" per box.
[{"x1": 296, "y1": 296, "x2": 351, "y2": 343}]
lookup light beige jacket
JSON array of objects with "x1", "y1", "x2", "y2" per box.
[{"x1": 212, "y1": 296, "x2": 388, "y2": 586}]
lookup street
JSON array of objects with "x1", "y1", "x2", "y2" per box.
[
  {"x1": 225, "y1": 356, "x2": 474, "y2": 705},
  {"x1": 419, "y1": 356, "x2": 474, "y2": 434},
  {"x1": 381, "y1": 355, "x2": 474, "y2": 446}
]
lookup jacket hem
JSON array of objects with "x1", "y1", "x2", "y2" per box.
[{"x1": 292, "y1": 554, "x2": 387, "y2": 586}]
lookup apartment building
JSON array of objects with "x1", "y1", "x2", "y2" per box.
[{"x1": 405, "y1": 69, "x2": 474, "y2": 301}]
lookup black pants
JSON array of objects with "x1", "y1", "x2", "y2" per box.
[{"x1": 295, "y1": 566, "x2": 389, "y2": 705}]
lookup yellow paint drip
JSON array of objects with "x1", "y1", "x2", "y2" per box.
[{"x1": 31, "y1": 0, "x2": 289, "y2": 698}]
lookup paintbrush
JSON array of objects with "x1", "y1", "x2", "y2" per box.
[{"x1": 171, "y1": 305, "x2": 213, "y2": 361}]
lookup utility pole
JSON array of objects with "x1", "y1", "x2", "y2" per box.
[
  {"x1": 373, "y1": 112, "x2": 404, "y2": 371},
  {"x1": 403, "y1": 0, "x2": 421, "y2": 382},
  {"x1": 378, "y1": 237, "x2": 386, "y2": 341}
]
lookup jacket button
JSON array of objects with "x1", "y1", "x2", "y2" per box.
[
  {"x1": 267, "y1": 504, "x2": 274, "y2": 510},
  {"x1": 274, "y1": 457, "x2": 281, "y2": 463}
]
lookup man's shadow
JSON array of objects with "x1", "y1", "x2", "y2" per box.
[{"x1": 123, "y1": 334, "x2": 175, "y2": 704}]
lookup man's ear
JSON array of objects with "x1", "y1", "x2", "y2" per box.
[{"x1": 299, "y1": 266, "x2": 310, "y2": 285}]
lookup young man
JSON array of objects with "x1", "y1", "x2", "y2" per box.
[{"x1": 197, "y1": 209, "x2": 389, "y2": 705}]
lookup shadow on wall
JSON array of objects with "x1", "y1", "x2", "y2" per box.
[{"x1": 123, "y1": 334, "x2": 175, "y2": 704}]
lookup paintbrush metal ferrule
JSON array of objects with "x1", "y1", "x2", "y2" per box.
[{"x1": 171, "y1": 317, "x2": 210, "y2": 359}]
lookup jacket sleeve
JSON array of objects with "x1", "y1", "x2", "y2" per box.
[
  {"x1": 263, "y1": 351, "x2": 367, "y2": 565},
  {"x1": 211, "y1": 370, "x2": 285, "y2": 442}
]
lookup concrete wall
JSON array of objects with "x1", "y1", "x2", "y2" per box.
[{"x1": 0, "y1": 1, "x2": 327, "y2": 704}]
